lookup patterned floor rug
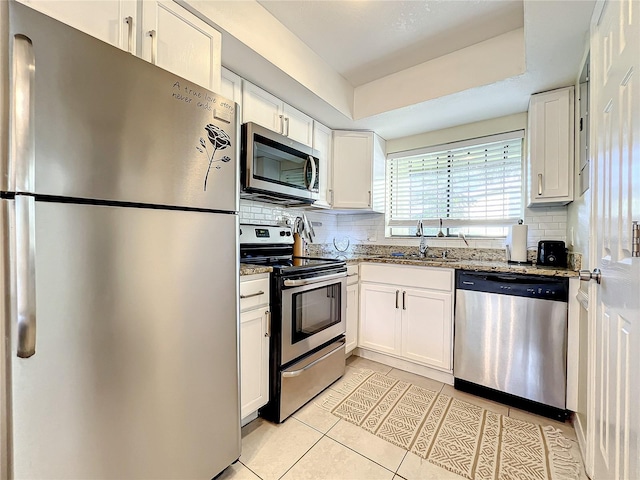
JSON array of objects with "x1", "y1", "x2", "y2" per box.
[{"x1": 317, "y1": 369, "x2": 580, "y2": 480}]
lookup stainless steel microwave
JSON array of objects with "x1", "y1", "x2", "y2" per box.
[{"x1": 241, "y1": 122, "x2": 319, "y2": 205}]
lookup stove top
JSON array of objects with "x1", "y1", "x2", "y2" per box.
[{"x1": 240, "y1": 223, "x2": 345, "y2": 277}]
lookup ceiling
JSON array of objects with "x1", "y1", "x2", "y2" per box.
[
  {"x1": 207, "y1": 0, "x2": 595, "y2": 140},
  {"x1": 257, "y1": 0, "x2": 525, "y2": 87}
]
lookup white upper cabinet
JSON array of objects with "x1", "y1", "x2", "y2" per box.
[
  {"x1": 17, "y1": 0, "x2": 138, "y2": 52},
  {"x1": 332, "y1": 131, "x2": 385, "y2": 211},
  {"x1": 141, "y1": 0, "x2": 222, "y2": 92},
  {"x1": 283, "y1": 104, "x2": 314, "y2": 147},
  {"x1": 20, "y1": 0, "x2": 222, "y2": 92},
  {"x1": 312, "y1": 121, "x2": 332, "y2": 208},
  {"x1": 527, "y1": 86, "x2": 574, "y2": 206},
  {"x1": 242, "y1": 81, "x2": 314, "y2": 147},
  {"x1": 221, "y1": 68, "x2": 243, "y2": 107}
]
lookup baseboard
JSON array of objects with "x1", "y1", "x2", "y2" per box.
[
  {"x1": 241, "y1": 410, "x2": 259, "y2": 427},
  {"x1": 353, "y1": 348, "x2": 454, "y2": 385},
  {"x1": 573, "y1": 413, "x2": 589, "y2": 472}
]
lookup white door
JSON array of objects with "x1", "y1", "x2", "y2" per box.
[
  {"x1": 312, "y1": 121, "x2": 332, "y2": 208},
  {"x1": 589, "y1": 1, "x2": 640, "y2": 478},
  {"x1": 401, "y1": 288, "x2": 452, "y2": 370},
  {"x1": 332, "y1": 131, "x2": 373, "y2": 209},
  {"x1": 345, "y1": 282, "x2": 359, "y2": 353},
  {"x1": 240, "y1": 308, "x2": 269, "y2": 419},
  {"x1": 283, "y1": 104, "x2": 314, "y2": 147},
  {"x1": 242, "y1": 81, "x2": 284, "y2": 133},
  {"x1": 359, "y1": 283, "x2": 401, "y2": 355},
  {"x1": 17, "y1": 0, "x2": 137, "y2": 52},
  {"x1": 141, "y1": 0, "x2": 222, "y2": 92}
]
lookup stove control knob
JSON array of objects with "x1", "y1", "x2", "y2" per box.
[
  {"x1": 280, "y1": 230, "x2": 286, "y2": 236},
  {"x1": 286, "y1": 231, "x2": 291, "y2": 236}
]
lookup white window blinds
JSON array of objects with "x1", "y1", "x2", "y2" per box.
[{"x1": 386, "y1": 131, "x2": 524, "y2": 232}]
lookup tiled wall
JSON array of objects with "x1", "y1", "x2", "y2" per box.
[{"x1": 239, "y1": 199, "x2": 567, "y2": 253}]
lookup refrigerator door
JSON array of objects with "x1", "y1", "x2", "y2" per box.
[
  {"x1": 7, "y1": 3, "x2": 238, "y2": 211},
  {"x1": 10, "y1": 199, "x2": 240, "y2": 479}
]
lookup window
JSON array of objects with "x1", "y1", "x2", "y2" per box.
[{"x1": 386, "y1": 131, "x2": 524, "y2": 237}]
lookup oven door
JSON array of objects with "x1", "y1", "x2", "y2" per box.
[{"x1": 280, "y1": 272, "x2": 346, "y2": 365}]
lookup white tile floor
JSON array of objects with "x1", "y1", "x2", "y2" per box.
[{"x1": 218, "y1": 356, "x2": 587, "y2": 480}]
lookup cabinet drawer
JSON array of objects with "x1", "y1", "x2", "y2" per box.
[
  {"x1": 360, "y1": 263, "x2": 453, "y2": 291},
  {"x1": 346, "y1": 264, "x2": 359, "y2": 285},
  {"x1": 240, "y1": 276, "x2": 270, "y2": 311}
]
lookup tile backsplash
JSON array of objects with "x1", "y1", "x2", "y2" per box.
[{"x1": 239, "y1": 199, "x2": 568, "y2": 253}]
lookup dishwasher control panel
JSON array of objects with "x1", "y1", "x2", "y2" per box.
[{"x1": 456, "y1": 271, "x2": 569, "y2": 302}]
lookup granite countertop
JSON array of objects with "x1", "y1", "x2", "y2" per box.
[
  {"x1": 343, "y1": 255, "x2": 578, "y2": 278},
  {"x1": 240, "y1": 264, "x2": 273, "y2": 276}
]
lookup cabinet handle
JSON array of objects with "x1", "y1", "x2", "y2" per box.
[
  {"x1": 329, "y1": 189, "x2": 334, "y2": 204},
  {"x1": 239, "y1": 290, "x2": 264, "y2": 299},
  {"x1": 148, "y1": 30, "x2": 157, "y2": 64},
  {"x1": 278, "y1": 114, "x2": 284, "y2": 134},
  {"x1": 368, "y1": 190, "x2": 372, "y2": 207},
  {"x1": 265, "y1": 310, "x2": 271, "y2": 337},
  {"x1": 284, "y1": 117, "x2": 290, "y2": 136},
  {"x1": 538, "y1": 173, "x2": 543, "y2": 195},
  {"x1": 124, "y1": 16, "x2": 134, "y2": 54},
  {"x1": 395, "y1": 290, "x2": 400, "y2": 309},
  {"x1": 402, "y1": 291, "x2": 406, "y2": 310}
]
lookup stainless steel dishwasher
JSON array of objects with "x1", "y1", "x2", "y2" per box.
[{"x1": 453, "y1": 270, "x2": 569, "y2": 420}]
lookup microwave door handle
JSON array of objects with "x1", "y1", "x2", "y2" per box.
[
  {"x1": 303, "y1": 157, "x2": 310, "y2": 189},
  {"x1": 308, "y1": 156, "x2": 317, "y2": 191}
]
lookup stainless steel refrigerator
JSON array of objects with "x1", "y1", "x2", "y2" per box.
[{"x1": 1, "y1": 3, "x2": 241, "y2": 478}]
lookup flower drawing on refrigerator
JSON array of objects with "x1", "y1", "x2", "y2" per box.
[{"x1": 196, "y1": 124, "x2": 232, "y2": 191}]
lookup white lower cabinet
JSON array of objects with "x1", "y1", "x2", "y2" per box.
[
  {"x1": 239, "y1": 274, "x2": 270, "y2": 422},
  {"x1": 359, "y1": 264, "x2": 454, "y2": 372},
  {"x1": 345, "y1": 264, "x2": 359, "y2": 353}
]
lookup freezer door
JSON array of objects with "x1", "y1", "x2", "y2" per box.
[
  {"x1": 7, "y1": 3, "x2": 238, "y2": 211},
  {"x1": 10, "y1": 201, "x2": 240, "y2": 479}
]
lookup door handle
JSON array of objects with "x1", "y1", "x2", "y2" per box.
[
  {"x1": 395, "y1": 290, "x2": 399, "y2": 309},
  {"x1": 239, "y1": 290, "x2": 264, "y2": 299},
  {"x1": 148, "y1": 30, "x2": 157, "y2": 64},
  {"x1": 265, "y1": 311, "x2": 271, "y2": 337},
  {"x1": 124, "y1": 16, "x2": 134, "y2": 54},
  {"x1": 308, "y1": 156, "x2": 317, "y2": 191},
  {"x1": 538, "y1": 173, "x2": 543, "y2": 195},
  {"x1": 16, "y1": 195, "x2": 37, "y2": 358},
  {"x1": 579, "y1": 268, "x2": 602, "y2": 284}
]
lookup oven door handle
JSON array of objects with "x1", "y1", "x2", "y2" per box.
[{"x1": 283, "y1": 272, "x2": 346, "y2": 287}]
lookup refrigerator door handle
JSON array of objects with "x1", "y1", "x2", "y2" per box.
[
  {"x1": 16, "y1": 195, "x2": 37, "y2": 358},
  {"x1": 12, "y1": 34, "x2": 36, "y2": 192}
]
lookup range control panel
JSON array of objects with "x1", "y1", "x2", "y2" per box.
[{"x1": 239, "y1": 223, "x2": 294, "y2": 245}]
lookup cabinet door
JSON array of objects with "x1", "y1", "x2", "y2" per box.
[
  {"x1": 359, "y1": 283, "x2": 401, "y2": 355},
  {"x1": 242, "y1": 81, "x2": 284, "y2": 133},
  {"x1": 17, "y1": 0, "x2": 137, "y2": 52},
  {"x1": 345, "y1": 283, "x2": 359, "y2": 353},
  {"x1": 283, "y1": 104, "x2": 313, "y2": 147},
  {"x1": 332, "y1": 131, "x2": 373, "y2": 209},
  {"x1": 141, "y1": 0, "x2": 222, "y2": 92},
  {"x1": 401, "y1": 288, "x2": 452, "y2": 371},
  {"x1": 221, "y1": 67, "x2": 242, "y2": 104},
  {"x1": 240, "y1": 308, "x2": 270, "y2": 419},
  {"x1": 528, "y1": 87, "x2": 574, "y2": 205},
  {"x1": 312, "y1": 122, "x2": 332, "y2": 208}
]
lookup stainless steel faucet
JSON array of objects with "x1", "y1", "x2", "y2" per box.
[{"x1": 416, "y1": 220, "x2": 428, "y2": 258}]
